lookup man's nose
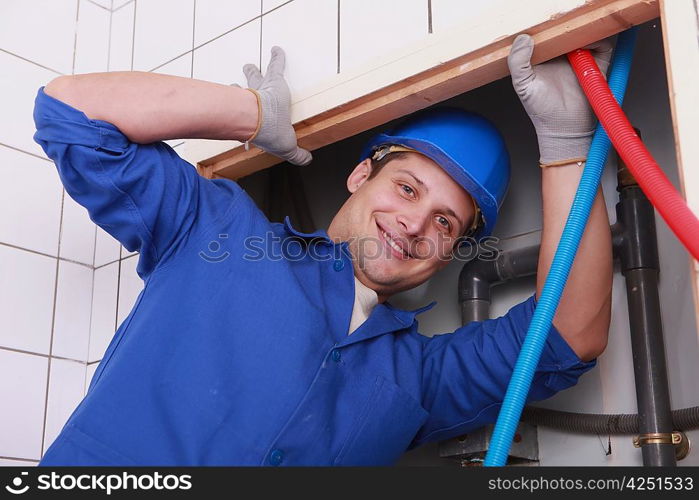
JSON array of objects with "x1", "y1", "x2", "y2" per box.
[{"x1": 396, "y1": 210, "x2": 429, "y2": 237}]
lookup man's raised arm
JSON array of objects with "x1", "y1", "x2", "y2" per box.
[
  {"x1": 507, "y1": 34, "x2": 614, "y2": 362},
  {"x1": 44, "y1": 46, "x2": 311, "y2": 165}
]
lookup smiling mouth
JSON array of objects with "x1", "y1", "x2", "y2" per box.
[{"x1": 377, "y1": 222, "x2": 412, "y2": 259}]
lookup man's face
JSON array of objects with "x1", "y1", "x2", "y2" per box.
[{"x1": 327, "y1": 153, "x2": 476, "y2": 301}]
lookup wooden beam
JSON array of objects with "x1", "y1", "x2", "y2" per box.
[
  {"x1": 198, "y1": 0, "x2": 659, "y2": 181},
  {"x1": 659, "y1": 0, "x2": 699, "y2": 338}
]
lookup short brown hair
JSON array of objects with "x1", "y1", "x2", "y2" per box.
[{"x1": 367, "y1": 151, "x2": 410, "y2": 180}]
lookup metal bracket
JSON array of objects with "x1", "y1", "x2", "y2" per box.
[{"x1": 633, "y1": 431, "x2": 691, "y2": 461}]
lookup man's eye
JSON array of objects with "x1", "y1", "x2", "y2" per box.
[
  {"x1": 400, "y1": 184, "x2": 415, "y2": 197},
  {"x1": 436, "y1": 216, "x2": 451, "y2": 230}
]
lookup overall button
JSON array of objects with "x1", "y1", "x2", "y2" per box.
[
  {"x1": 269, "y1": 449, "x2": 284, "y2": 466},
  {"x1": 333, "y1": 259, "x2": 344, "y2": 271},
  {"x1": 331, "y1": 349, "x2": 341, "y2": 362}
]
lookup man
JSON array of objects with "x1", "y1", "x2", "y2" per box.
[{"x1": 33, "y1": 34, "x2": 612, "y2": 466}]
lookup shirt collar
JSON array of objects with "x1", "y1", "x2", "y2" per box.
[
  {"x1": 283, "y1": 216, "x2": 333, "y2": 242},
  {"x1": 384, "y1": 300, "x2": 438, "y2": 321}
]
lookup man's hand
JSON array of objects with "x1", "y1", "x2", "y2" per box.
[
  {"x1": 507, "y1": 34, "x2": 614, "y2": 165},
  {"x1": 243, "y1": 46, "x2": 312, "y2": 166}
]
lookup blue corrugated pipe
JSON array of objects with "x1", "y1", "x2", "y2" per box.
[{"x1": 484, "y1": 26, "x2": 638, "y2": 466}]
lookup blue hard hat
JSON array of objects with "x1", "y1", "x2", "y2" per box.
[{"x1": 359, "y1": 107, "x2": 510, "y2": 241}]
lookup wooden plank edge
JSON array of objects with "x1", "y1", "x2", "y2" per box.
[
  {"x1": 658, "y1": 0, "x2": 699, "y2": 339},
  {"x1": 200, "y1": 0, "x2": 659, "y2": 181}
]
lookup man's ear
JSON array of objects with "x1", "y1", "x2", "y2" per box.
[{"x1": 346, "y1": 159, "x2": 373, "y2": 194}]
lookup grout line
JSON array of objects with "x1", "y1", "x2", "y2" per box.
[
  {"x1": 148, "y1": 4, "x2": 265, "y2": 73},
  {"x1": 259, "y1": 1, "x2": 263, "y2": 70},
  {"x1": 0, "y1": 241, "x2": 95, "y2": 269},
  {"x1": 92, "y1": 226, "x2": 98, "y2": 269},
  {"x1": 0, "y1": 48, "x2": 65, "y2": 76},
  {"x1": 40, "y1": 358, "x2": 50, "y2": 457},
  {"x1": 264, "y1": 0, "x2": 294, "y2": 16},
  {"x1": 94, "y1": 254, "x2": 121, "y2": 271},
  {"x1": 57, "y1": 189, "x2": 65, "y2": 260},
  {"x1": 59, "y1": 256, "x2": 94, "y2": 270},
  {"x1": 41, "y1": 200, "x2": 66, "y2": 449},
  {"x1": 148, "y1": 51, "x2": 192, "y2": 73},
  {"x1": 0, "y1": 142, "x2": 52, "y2": 162},
  {"x1": 0, "y1": 241, "x2": 55, "y2": 262},
  {"x1": 130, "y1": 0, "x2": 137, "y2": 71},
  {"x1": 113, "y1": 0, "x2": 135, "y2": 13},
  {"x1": 193, "y1": 16, "x2": 262, "y2": 54},
  {"x1": 110, "y1": 0, "x2": 114, "y2": 10},
  {"x1": 191, "y1": 0, "x2": 196, "y2": 78},
  {"x1": 72, "y1": 0, "x2": 80, "y2": 75},
  {"x1": 427, "y1": 0, "x2": 432, "y2": 34},
  {"x1": 106, "y1": 2, "x2": 113, "y2": 71},
  {"x1": 115, "y1": 258, "x2": 123, "y2": 334},
  {"x1": 87, "y1": 0, "x2": 111, "y2": 12},
  {"x1": 0, "y1": 346, "x2": 97, "y2": 366},
  {"x1": 150, "y1": 12, "x2": 263, "y2": 74},
  {"x1": 0, "y1": 456, "x2": 40, "y2": 464},
  {"x1": 337, "y1": 0, "x2": 340, "y2": 74},
  {"x1": 84, "y1": 259, "x2": 97, "y2": 391}
]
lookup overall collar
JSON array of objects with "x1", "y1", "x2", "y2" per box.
[{"x1": 283, "y1": 216, "x2": 438, "y2": 344}]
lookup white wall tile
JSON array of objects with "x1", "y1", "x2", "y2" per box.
[
  {"x1": 262, "y1": 0, "x2": 289, "y2": 14},
  {"x1": 133, "y1": 0, "x2": 194, "y2": 72},
  {"x1": 0, "y1": 148, "x2": 62, "y2": 256},
  {"x1": 94, "y1": 226, "x2": 121, "y2": 267},
  {"x1": 53, "y1": 261, "x2": 93, "y2": 361},
  {"x1": 113, "y1": 0, "x2": 134, "y2": 10},
  {"x1": 0, "y1": 350, "x2": 48, "y2": 460},
  {"x1": 431, "y1": 0, "x2": 522, "y2": 35},
  {"x1": 90, "y1": 0, "x2": 113, "y2": 8},
  {"x1": 117, "y1": 254, "x2": 144, "y2": 325},
  {"x1": 193, "y1": 18, "x2": 260, "y2": 87},
  {"x1": 89, "y1": 261, "x2": 119, "y2": 362},
  {"x1": 74, "y1": 0, "x2": 111, "y2": 74},
  {"x1": 59, "y1": 191, "x2": 97, "y2": 265},
  {"x1": 109, "y1": 0, "x2": 135, "y2": 71},
  {"x1": 43, "y1": 359, "x2": 86, "y2": 456},
  {"x1": 151, "y1": 52, "x2": 192, "y2": 78},
  {"x1": 194, "y1": 0, "x2": 260, "y2": 47},
  {"x1": 261, "y1": 0, "x2": 337, "y2": 98},
  {"x1": 0, "y1": 0, "x2": 78, "y2": 75},
  {"x1": 85, "y1": 362, "x2": 99, "y2": 396},
  {"x1": 340, "y1": 0, "x2": 428, "y2": 74},
  {"x1": 0, "y1": 51, "x2": 64, "y2": 158},
  {"x1": 0, "y1": 246, "x2": 56, "y2": 355}
]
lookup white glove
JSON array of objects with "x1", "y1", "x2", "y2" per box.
[
  {"x1": 507, "y1": 34, "x2": 614, "y2": 164},
  {"x1": 243, "y1": 46, "x2": 312, "y2": 166}
]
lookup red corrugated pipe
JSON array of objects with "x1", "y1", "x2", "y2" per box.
[{"x1": 568, "y1": 48, "x2": 699, "y2": 261}]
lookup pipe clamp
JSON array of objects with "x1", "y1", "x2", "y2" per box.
[{"x1": 632, "y1": 432, "x2": 681, "y2": 447}]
